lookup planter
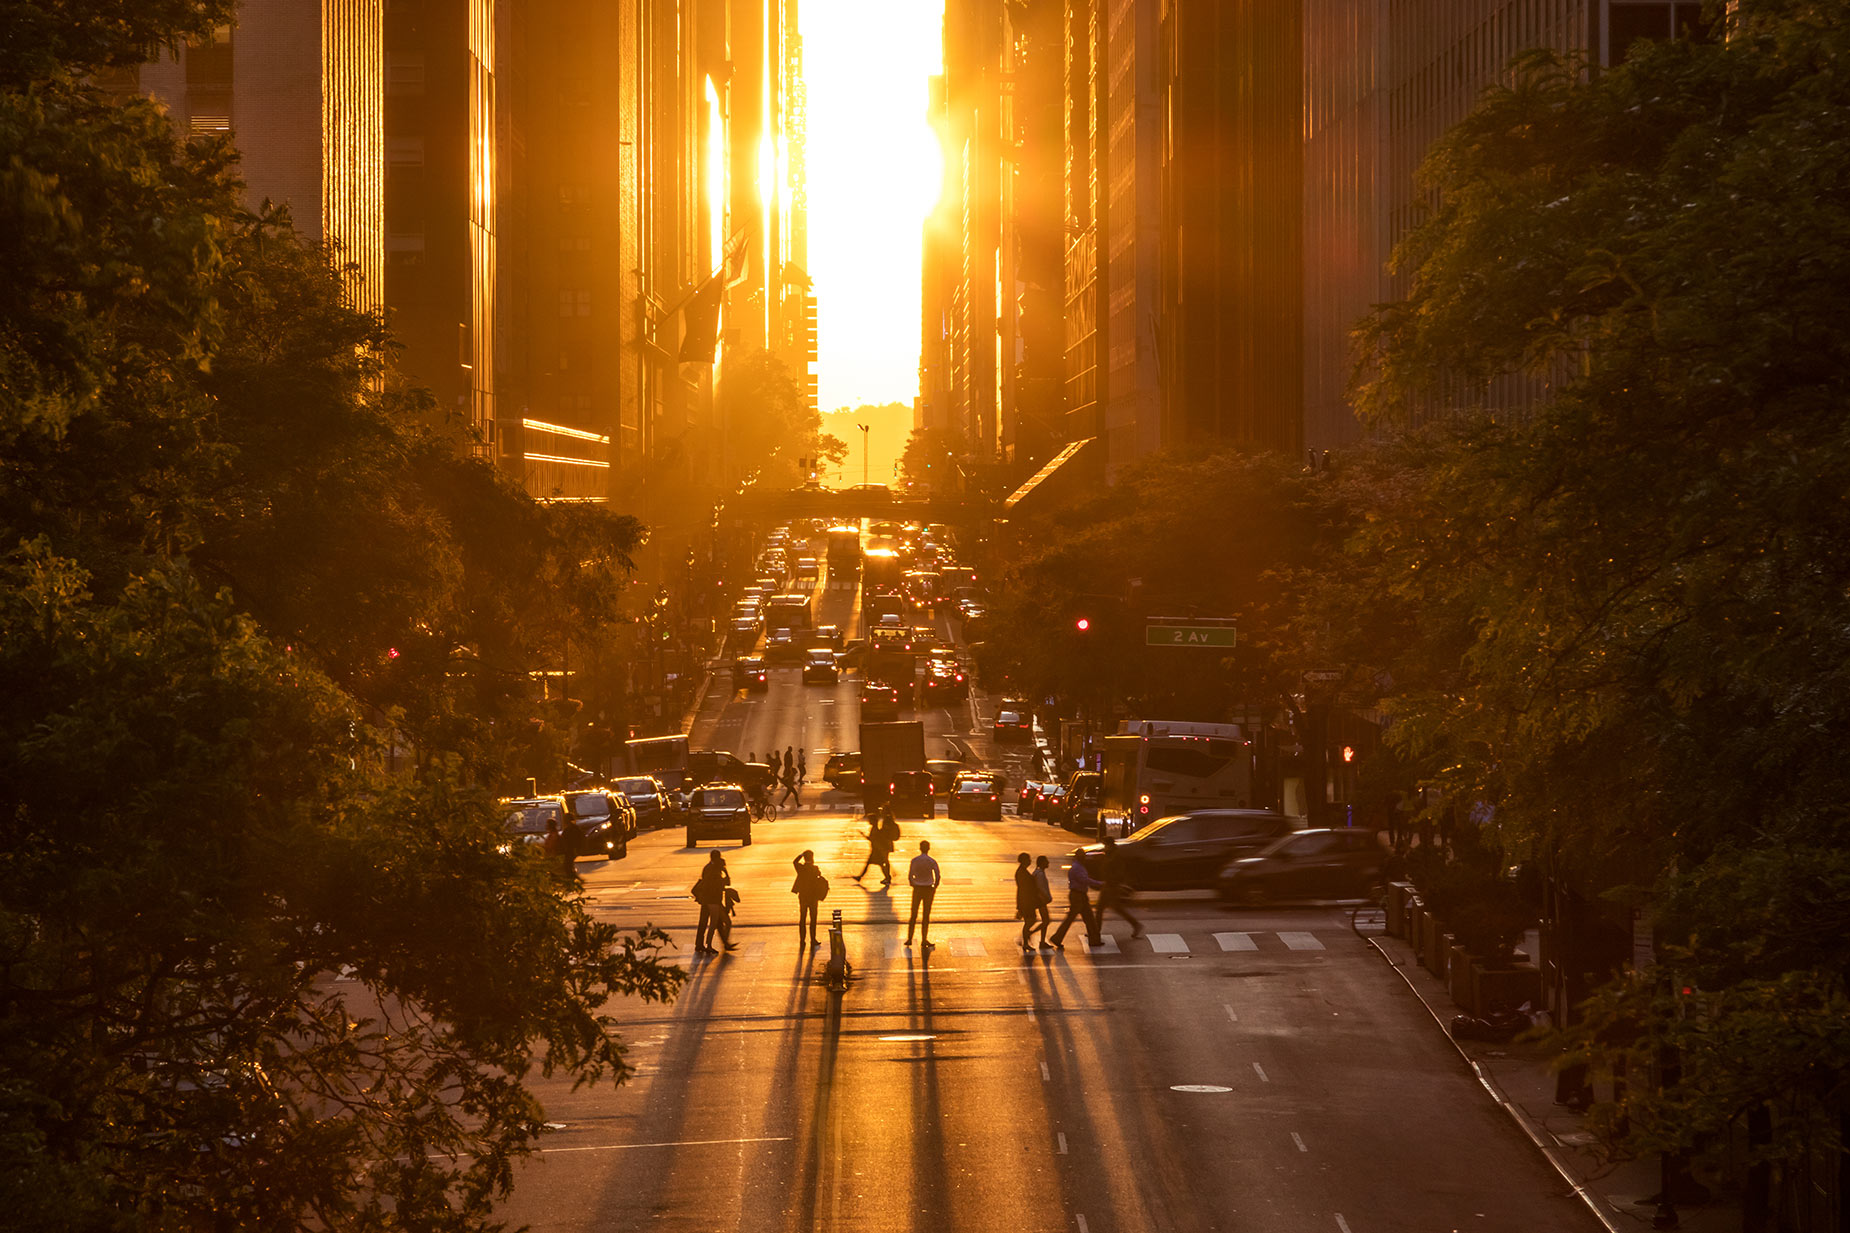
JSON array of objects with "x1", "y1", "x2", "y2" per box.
[
  {"x1": 1470, "y1": 960, "x2": 1542, "y2": 1017},
  {"x1": 1427, "y1": 928, "x2": 1453, "y2": 976},
  {"x1": 1409, "y1": 899, "x2": 1429, "y2": 966},
  {"x1": 1447, "y1": 944, "x2": 1473, "y2": 1007},
  {"x1": 1386, "y1": 882, "x2": 1416, "y2": 939}
]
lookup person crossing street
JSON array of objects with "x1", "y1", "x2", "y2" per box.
[{"x1": 1050, "y1": 847, "x2": 1104, "y2": 949}]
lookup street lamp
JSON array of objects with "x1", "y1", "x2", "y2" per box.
[{"x1": 857, "y1": 423, "x2": 869, "y2": 488}]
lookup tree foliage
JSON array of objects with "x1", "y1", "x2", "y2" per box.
[
  {"x1": 1, "y1": 24, "x2": 677, "y2": 1232},
  {"x1": 1353, "y1": 0, "x2": 1850, "y2": 1176}
]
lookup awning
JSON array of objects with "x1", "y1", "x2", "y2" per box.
[{"x1": 1002, "y1": 436, "x2": 1101, "y2": 516}]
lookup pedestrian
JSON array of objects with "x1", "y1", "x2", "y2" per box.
[
  {"x1": 1032, "y1": 855, "x2": 1054, "y2": 949},
  {"x1": 1049, "y1": 848, "x2": 1103, "y2": 949},
  {"x1": 791, "y1": 849, "x2": 829, "y2": 948},
  {"x1": 1096, "y1": 837, "x2": 1144, "y2": 939},
  {"x1": 797, "y1": 748, "x2": 808, "y2": 784},
  {"x1": 905, "y1": 839, "x2": 941, "y2": 950},
  {"x1": 555, "y1": 812, "x2": 581, "y2": 885},
  {"x1": 783, "y1": 745, "x2": 796, "y2": 780},
  {"x1": 692, "y1": 851, "x2": 732, "y2": 954},
  {"x1": 854, "y1": 806, "x2": 897, "y2": 884},
  {"x1": 715, "y1": 884, "x2": 741, "y2": 949},
  {"x1": 779, "y1": 761, "x2": 802, "y2": 807},
  {"x1": 1015, "y1": 853, "x2": 1043, "y2": 953},
  {"x1": 747, "y1": 750, "x2": 757, "y2": 767}
]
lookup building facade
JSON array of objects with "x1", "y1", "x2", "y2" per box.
[{"x1": 139, "y1": 0, "x2": 385, "y2": 314}]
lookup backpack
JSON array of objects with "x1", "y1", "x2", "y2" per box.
[{"x1": 813, "y1": 872, "x2": 830, "y2": 901}]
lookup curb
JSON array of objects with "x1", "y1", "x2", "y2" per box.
[{"x1": 1366, "y1": 936, "x2": 1628, "y2": 1233}]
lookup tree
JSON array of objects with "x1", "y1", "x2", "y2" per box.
[
  {"x1": 1352, "y1": 1, "x2": 1850, "y2": 1190},
  {"x1": 715, "y1": 349, "x2": 831, "y2": 488},
  {"x1": 1, "y1": 18, "x2": 680, "y2": 1228}
]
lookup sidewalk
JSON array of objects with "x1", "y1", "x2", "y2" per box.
[{"x1": 1369, "y1": 930, "x2": 1737, "y2": 1233}]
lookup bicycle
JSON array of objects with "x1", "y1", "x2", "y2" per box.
[
  {"x1": 1348, "y1": 884, "x2": 1388, "y2": 937},
  {"x1": 749, "y1": 795, "x2": 780, "y2": 823}
]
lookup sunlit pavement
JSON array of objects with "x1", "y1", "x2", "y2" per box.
[
  {"x1": 500, "y1": 813, "x2": 1598, "y2": 1233},
  {"x1": 498, "y1": 556, "x2": 1597, "y2": 1232}
]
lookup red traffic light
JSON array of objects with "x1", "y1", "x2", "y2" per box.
[{"x1": 1075, "y1": 617, "x2": 1091, "y2": 632}]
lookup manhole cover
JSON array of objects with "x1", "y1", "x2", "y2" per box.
[{"x1": 1170, "y1": 1084, "x2": 1233, "y2": 1093}]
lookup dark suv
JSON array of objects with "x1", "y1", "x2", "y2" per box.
[
  {"x1": 823, "y1": 752, "x2": 862, "y2": 790},
  {"x1": 1083, "y1": 810, "x2": 1295, "y2": 891},
  {"x1": 685, "y1": 784, "x2": 753, "y2": 848},
  {"x1": 562, "y1": 790, "x2": 635, "y2": 856},
  {"x1": 887, "y1": 770, "x2": 935, "y2": 819},
  {"x1": 1217, "y1": 829, "x2": 1385, "y2": 904},
  {"x1": 613, "y1": 776, "x2": 673, "y2": 829}
]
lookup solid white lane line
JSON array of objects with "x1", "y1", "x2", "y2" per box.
[
  {"x1": 1223, "y1": 1003, "x2": 1240, "y2": 1023},
  {"x1": 1280, "y1": 931, "x2": 1325, "y2": 951},
  {"x1": 1214, "y1": 932, "x2": 1259, "y2": 951},
  {"x1": 1148, "y1": 932, "x2": 1189, "y2": 953},
  {"x1": 1041, "y1": 1061, "x2": 1051, "y2": 1081},
  {"x1": 1253, "y1": 1062, "x2": 1270, "y2": 1083},
  {"x1": 1056, "y1": 1132, "x2": 1068, "y2": 1155},
  {"x1": 1292, "y1": 1131, "x2": 1308, "y2": 1152}
]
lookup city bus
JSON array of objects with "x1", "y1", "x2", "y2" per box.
[
  {"x1": 762, "y1": 593, "x2": 814, "y2": 634},
  {"x1": 1098, "y1": 720, "x2": 1254, "y2": 838},
  {"x1": 825, "y1": 525, "x2": 862, "y2": 574}
]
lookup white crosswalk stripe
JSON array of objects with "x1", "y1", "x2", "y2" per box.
[
  {"x1": 1214, "y1": 932, "x2": 1259, "y2": 951},
  {"x1": 1081, "y1": 934, "x2": 1121, "y2": 954},
  {"x1": 1279, "y1": 932, "x2": 1325, "y2": 951},
  {"x1": 946, "y1": 937, "x2": 987, "y2": 957},
  {"x1": 1148, "y1": 933, "x2": 1189, "y2": 953}
]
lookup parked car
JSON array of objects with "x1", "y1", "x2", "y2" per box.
[
  {"x1": 562, "y1": 789, "x2": 634, "y2": 855},
  {"x1": 1083, "y1": 810, "x2": 1296, "y2": 891},
  {"x1": 886, "y1": 770, "x2": 935, "y2": 819},
  {"x1": 1218, "y1": 829, "x2": 1384, "y2": 904},
  {"x1": 860, "y1": 683, "x2": 899, "y2": 722},
  {"x1": 613, "y1": 776, "x2": 674, "y2": 829},
  {"x1": 802, "y1": 647, "x2": 840, "y2": 684},
  {"x1": 823, "y1": 751, "x2": 862, "y2": 790},
  {"x1": 993, "y1": 701, "x2": 1032, "y2": 744},
  {"x1": 947, "y1": 772, "x2": 1003, "y2": 820},
  {"x1": 924, "y1": 759, "x2": 964, "y2": 794},
  {"x1": 735, "y1": 654, "x2": 768, "y2": 692},
  {"x1": 685, "y1": 784, "x2": 753, "y2": 848}
]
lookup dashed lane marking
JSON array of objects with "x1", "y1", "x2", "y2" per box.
[
  {"x1": 1335, "y1": 1216, "x2": 1353, "y2": 1233},
  {"x1": 1215, "y1": 931, "x2": 1259, "y2": 951},
  {"x1": 1280, "y1": 931, "x2": 1325, "y2": 951},
  {"x1": 1148, "y1": 933, "x2": 1189, "y2": 953},
  {"x1": 1292, "y1": 1132, "x2": 1308, "y2": 1152},
  {"x1": 1223, "y1": 1003, "x2": 1240, "y2": 1023},
  {"x1": 1040, "y1": 1061, "x2": 1051, "y2": 1081},
  {"x1": 1253, "y1": 1062, "x2": 1271, "y2": 1083},
  {"x1": 1056, "y1": 1131, "x2": 1068, "y2": 1154}
]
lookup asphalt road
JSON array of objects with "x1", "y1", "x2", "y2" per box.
[{"x1": 494, "y1": 550, "x2": 1600, "y2": 1232}]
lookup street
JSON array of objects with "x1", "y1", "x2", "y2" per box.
[{"x1": 496, "y1": 560, "x2": 1598, "y2": 1233}]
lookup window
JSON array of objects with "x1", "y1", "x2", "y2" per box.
[
  {"x1": 387, "y1": 52, "x2": 426, "y2": 96},
  {"x1": 559, "y1": 290, "x2": 593, "y2": 318},
  {"x1": 387, "y1": 136, "x2": 425, "y2": 166},
  {"x1": 1145, "y1": 746, "x2": 1233, "y2": 779}
]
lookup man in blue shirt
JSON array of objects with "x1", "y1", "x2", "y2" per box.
[{"x1": 1049, "y1": 848, "x2": 1103, "y2": 949}]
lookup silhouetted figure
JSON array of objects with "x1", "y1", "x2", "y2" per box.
[
  {"x1": 855, "y1": 808, "x2": 897, "y2": 884},
  {"x1": 905, "y1": 839, "x2": 941, "y2": 949},
  {"x1": 1097, "y1": 837, "x2": 1144, "y2": 939},
  {"x1": 791, "y1": 850, "x2": 828, "y2": 947},
  {"x1": 797, "y1": 748, "x2": 808, "y2": 784},
  {"x1": 693, "y1": 852, "x2": 731, "y2": 954},
  {"x1": 1050, "y1": 849, "x2": 1103, "y2": 949},
  {"x1": 779, "y1": 762, "x2": 802, "y2": 807}
]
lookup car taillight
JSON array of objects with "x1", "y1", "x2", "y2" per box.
[{"x1": 989, "y1": 794, "x2": 997, "y2": 801}]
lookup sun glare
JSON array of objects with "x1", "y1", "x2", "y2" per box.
[{"x1": 801, "y1": 0, "x2": 945, "y2": 413}]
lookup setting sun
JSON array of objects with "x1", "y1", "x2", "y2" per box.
[{"x1": 800, "y1": 0, "x2": 944, "y2": 413}]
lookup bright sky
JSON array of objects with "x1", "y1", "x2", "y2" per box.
[{"x1": 800, "y1": 0, "x2": 944, "y2": 414}]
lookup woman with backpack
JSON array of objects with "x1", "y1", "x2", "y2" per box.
[{"x1": 791, "y1": 849, "x2": 829, "y2": 948}]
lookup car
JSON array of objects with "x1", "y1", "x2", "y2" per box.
[
  {"x1": 802, "y1": 647, "x2": 840, "y2": 684},
  {"x1": 823, "y1": 751, "x2": 862, "y2": 789},
  {"x1": 921, "y1": 664, "x2": 968, "y2": 703},
  {"x1": 612, "y1": 775, "x2": 674, "y2": 828},
  {"x1": 729, "y1": 606, "x2": 762, "y2": 637},
  {"x1": 499, "y1": 797, "x2": 567, "y2": 849},
  {"x1": 685, "y1": 783, "x2": 753, "y2": 848},
  {"x1": 1083, "y1": 810, "x2": 1296, "y2": 891},
  {"x1": 814, "y1": 623, "x2": 844, "y2": 651},
  {"x1": 1035, "y1": 781, "x2": 1067, "y2": 820},
  {"x1": 1218, "y1": 828, "x2": 1385, "y2": 904},
  {"x1": 685, "y1": 750, "x2": 769, "y2": 791},
  {"x1": 735, "y1": 654, "x2": 768, "y2": 692},
  {"x1": 765, "y1": 627, "x2": 800, "y2": 661},
  {"x1": 1056, "y1": 770, "x2": 1102, "y2": 833},
  {"x1": 1017, "y1": 780, "x2": 1045, "y2": 815},
  {"x1": 947, "y1": 772, "x2": 1004, "y2": 820},
  {"x1": 993, "y1": 703, "x2": 1032, "y2": 744},
  {"x1": 861, "y1": 683, "x2": 899, "y2": 721},
  {"x1": 562, "y1": 789, "x2": 633, "y2": 856},
  {"x1": 870, "y1": 625, "x2": 910, "y2": 651},
  {"x1": 886, "y1": 769, "x2": 935, "y2": 819},
  {"x1": 909, "y1": 625, "x2": 939, "y2": 652},
  {"x1": 924, "y1": 758, "x2": 964, "y2": 793},
  {"x1": 794, "y1": 556, "x2": 821, "y2": 584}
]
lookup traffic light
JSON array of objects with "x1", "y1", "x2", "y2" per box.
[{"x1": 1074, "y1": 617, "x2": 1091, "y2": 632}]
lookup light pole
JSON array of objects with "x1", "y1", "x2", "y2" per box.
[{"x1": 857, "y1": 423, "x2": 869, "y2": 487}]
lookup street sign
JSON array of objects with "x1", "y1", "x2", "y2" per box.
[
  {"x1": 1145, "y1": 624, "x2": 1237, "y2": 648},
  {"x1": 1302, "y1": 669, "x2": 1345, "y2": 683}
]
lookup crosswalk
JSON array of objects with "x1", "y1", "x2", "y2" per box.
[{"x1": 645, "y1": 929, "x2": 1331, "y2": 964}]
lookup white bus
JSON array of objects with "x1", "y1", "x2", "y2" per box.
[{"x1": 1098, "y1": 720, "x2": 1254, "y2": 837}]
